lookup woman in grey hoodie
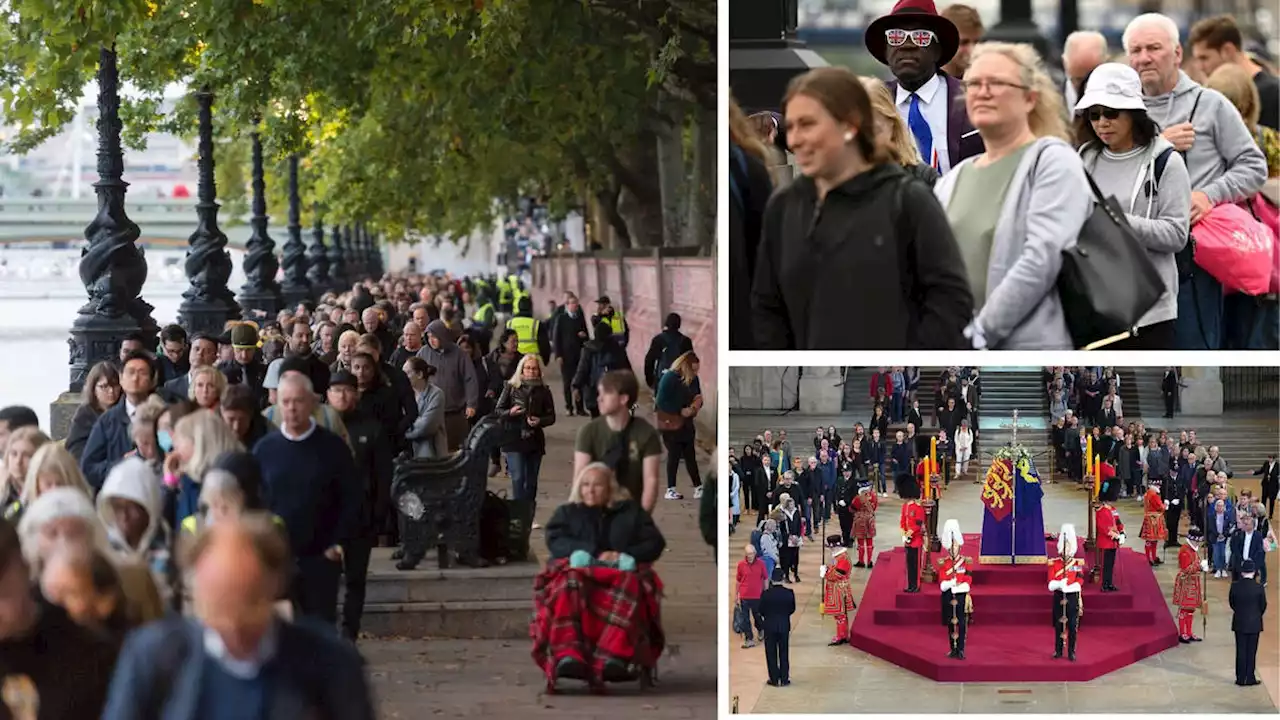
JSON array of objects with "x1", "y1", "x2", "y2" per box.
[
  {"x1": 934, "y1": 43, "x2": 1093, "y2": 350},
  {"x1": 1073, "y1": 63, "x2": 1191, "y2": 349}
]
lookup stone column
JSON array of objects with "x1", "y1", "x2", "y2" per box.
[
  {"x1": 305, "y1": 204, "x2": 331, "y2": 299},
  {"x1": 278, "y1": 154, "x2": 311, "y2": 308},
  {"x1": 237, "y1": 126, "x2": 283, "y2": 319},
  {"x1": 66, "y1": 46, "x2": 157, "y2": 394},
  {"x1": 177, "y1": 88, "x2": 241, "y2": 335},
  {"x1": 798, "y1": 366, "x2": 844, "y2": 414},
  {"x1": 1180, "y1": 367, "x2": 1224, "y2": 416}
]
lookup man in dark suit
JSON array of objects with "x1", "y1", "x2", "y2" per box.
[
  {"x1": 80, "y1": 350, "x2": 158, "y2": 492},
  {"x1": 1230, "y1": 515, "x2": 1267, "y2": 582},
  {"x1": 101, "y1": 517, "x2": 376, "y2": 719},
  {"x1": 1228, "y1": 559, "x2": 1266, "y2": 686},
  {"x1": 865, "y1": 0, "x2": 984, "y2": 174},
  {"x1": 163, "y1": 331, "x2": 218, "y2": 401},
  {"x1": 1161, "y1": 367, "x2": 1179, "y2": 418},
  {"x1": 1255, "y1": 453, "x2": 1279, "y2": 519},
  {"x1": 758, "y1": 568, "x2": 796, "y2": 687}
]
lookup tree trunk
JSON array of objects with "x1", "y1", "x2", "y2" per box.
[
  {"x1": 655, "y1": 88, "x2": 687, "y2": 248},
  {"x1": 686, "y1": 103, "x2": 717, "y2": 253},
  {"x1": 613, "y1": 133, "x2": 664, "y2": 249}
]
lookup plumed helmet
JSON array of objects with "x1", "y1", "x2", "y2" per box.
[
  {"x1": 940, "y1": 518, "x2": 963, "y2": 549},
  {"x1": 1058, "y1": 523, "x2": 1078, "y2": 557}
]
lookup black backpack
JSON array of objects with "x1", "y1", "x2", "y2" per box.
[{"x1": 480, "y1": 490, "x2": 532, "y2": 563}]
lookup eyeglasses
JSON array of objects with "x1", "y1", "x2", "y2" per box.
[
  {"x1": 885, "y1": 28, "x2": 936, "y2": 48},
  {"x1": 1087, "y1": 107, "x2": 1123, "y2": 121},
  {"x1": 960, "y1": 78, "x2": 1029, "y2": 93}
]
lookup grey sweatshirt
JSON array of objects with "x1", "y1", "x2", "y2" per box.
[
  {"x1": 934, "y1": 137, "x2": 1092, "y2": 349},
  {"x1": 1080, "y1": 135, "x2": 1191, "y2": 327},
  {"x1": 1143, "y1": 72, "x2": 1267, "y2": 205},
  {"x1": 417, "y1": 320, "x2": 479, "y2": 413}
]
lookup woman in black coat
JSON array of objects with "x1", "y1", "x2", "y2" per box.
[
  {"x1": 545, "y1": 463, "x2": 666, "y2": 567},
  {"x1": 66, "y1": 361, "x2": 121, "y2": 460}
]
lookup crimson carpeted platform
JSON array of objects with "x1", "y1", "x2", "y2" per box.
[{"x1": 846, "y1": 534, "x2": 1180, "y2": 682}]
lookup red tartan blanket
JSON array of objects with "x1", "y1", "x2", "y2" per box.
[{"x1": 530, "y1": 559, "x2": 665, "y2": 681}]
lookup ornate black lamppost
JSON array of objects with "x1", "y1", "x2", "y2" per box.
[
  {"x1": 355, "y1": 222, "x2": 369, "y2": 280},
  {"x1": 369, "y1": 227, "x2": 384, "y2": 278},
  {"x1": 177, "y1": 88, "x2": 241, "y2": 335},
  {"x1": 305, "y1": 203, "x2": 331, "y2": 299},
  {"x1": 342, "y1": 224, "x2": 357, "y2": 283},
  {"x1": 237, "y1": 124, "x2": 282, "y2": 318},
  {"x1": 328, "y1": 224, "x2": 346, "y2": 291},
  {"x1": 278, "y1": 154, "x2": 310, "y2": 309},
  {"x1": 68, "y1": 45, "x2": 158, "y2": 392}
]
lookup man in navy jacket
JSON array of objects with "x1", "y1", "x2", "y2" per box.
[
  {"x1": 102, "y1": 517, "x2": 375, "y2": 720},
  {"x1": 80, "y1": 351, "x2": 158, "y2": 491}
]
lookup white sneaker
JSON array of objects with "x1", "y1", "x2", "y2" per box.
[
  {"x1": 694, "y1": 486, "x2": 704, "y2": 499},
  {"x1": 531, "y1": 522, "x2": 542, "y2": 530},
  {"x1": 665, "y1": 488, "x2": 684, "y2": 500}
]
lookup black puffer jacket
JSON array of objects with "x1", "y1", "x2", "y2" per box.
[
  {"x1": 545, "y1": 499, "x2": 666, "y2": 564},
  {"x1": 493, "y1": 382, "x2": 556, "y2": 455},
  {"x1": 751, "y1": 162, "x2": 973, "y2": 349}
]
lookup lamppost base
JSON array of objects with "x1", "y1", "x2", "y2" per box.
[
  {"x1": 178, "y1": 298, "x2": 241, "y2": 338},
  {"x1": 68, "y1": 310, "x2": 143, "y2": 392},
  {"x1": 279, "y1": 284, "x2": 311, "y2": 312},
  {"x1": 238, "y1": 288, "x2": 283, "y2": 322}
]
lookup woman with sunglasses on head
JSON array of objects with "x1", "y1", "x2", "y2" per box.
[
  {"x1": 751, "y1": 66, "x2": 973, "y2": 350},
  {"x1": 933, "y1": 42, "x2": 1093, "y2": 350},
  {"x1": 1073, "y1": 63, "x2": 1190, "y2": 350}
]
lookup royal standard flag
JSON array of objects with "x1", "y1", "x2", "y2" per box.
[{"x1": 1015, "y1": 457, "x2": 1044, "y2": 516}]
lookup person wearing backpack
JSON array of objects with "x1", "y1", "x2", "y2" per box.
[
  {"x1": 1073, "y1": 63, "x2": 1192, "y2": 349},
  {"x1": 729, "y1": 98, "x2": 775, "y2": 350},
  {"x1": 573, "y1": 370, "x2": 661, "y2": 513},
  {"x1": 751, "y1": 67, "x2": 973, "y2": 349},
  {"x1": 571, "y1": 322, "x2": 632, "y2": 418},
  {"x1": 643, "y1": 313, "x2": 694, "y2": 391}
]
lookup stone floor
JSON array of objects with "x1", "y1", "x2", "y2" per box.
[
  {"x1": 361, "y1": 374, "x2": 718, "y2": 718},
  {"x1": 729, "y1": 414, "x2": 1279, "y2": 714}
]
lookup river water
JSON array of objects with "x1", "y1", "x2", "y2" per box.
[{"x1": 0, "y1": 248, "x2": 244, "y2": 428}]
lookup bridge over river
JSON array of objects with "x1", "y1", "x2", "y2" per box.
[{"x1": 0, "y1": 197, "x2": 266, "y2": 249}]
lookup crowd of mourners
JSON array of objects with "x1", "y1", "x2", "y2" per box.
[
  {"x1": 730, "y1": 4, "x2": 1278, "y2": 351},
  {"x1": 1045, "y1": 366, "x2": 1277, "y2": 583},
  {"x1": 0, "y1": 263, "x2": 717, "y2": 714}
]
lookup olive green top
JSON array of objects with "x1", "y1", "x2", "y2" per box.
[{"x1": 945, "y1": 145, "x2": 1032, "y2": 305}]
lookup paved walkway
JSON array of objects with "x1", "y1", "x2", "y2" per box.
[
  {"x1": 729, "y1": 414, "x2": 1278, "y2": 714},
  {"x1": 364, "y1": 369, "x2": 717, "y2": 718}
]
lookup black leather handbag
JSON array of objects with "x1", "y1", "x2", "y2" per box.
[{"x1": 1056, "y1": 170, "x2": 1165, "y2": 350}]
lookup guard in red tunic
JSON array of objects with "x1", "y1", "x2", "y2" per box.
[
  {"x1": 823, "y1": 547, "x2": 857, "y2": 646},
  {"x1": 937, "y1": 519, "x2": 971, "y2": 660},
  {"x1": 1094, "y1": 485, "x2": 1124, "y2": 592},
  {"x1": 1048, "y1": 523, "x2": 1084, "y2": 661},
  {"x1": 851, "y1": 483, "x2": 878, "y2": 568},
  {"x1": 1173, "y1": 526, "x2": 1208, "y2": 643},
  {"x1": 1139, "y1": 477, "x2": 1168, "y2": 566},
  {"x1": 900, "y1": 484, "x2": 925, "y2": 593}
]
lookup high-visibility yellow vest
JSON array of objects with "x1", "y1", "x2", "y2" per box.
[
  {"x1": 473, "y1": 303, "x2": 494, "y2": 326},
  {"x1": 507, "y1": 316, "x2": 540, "y2": 354},
  {"x1": 607, "y1": 310, "x2": 626, "y2": 337},
  {"x1": 498, "y1": 280, "x2": 512, "y2": 305}
]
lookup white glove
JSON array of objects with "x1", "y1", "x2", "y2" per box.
[
  {"x1": 838, "y1": 500, "x2": 847, "y2": 507},
  {"x1": 1201, "y1": 560, "x2": 1209, "y2": 572},
  {"x1": 1048, "y1": 580, "x2": 1063, "y2": 592},
  {"x1": 1172, "y1": 499, "x2": 1180, "y2": 506}
]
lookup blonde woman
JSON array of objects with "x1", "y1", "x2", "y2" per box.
[
  {"x1": 129, "y1": 395, "x2": 169, "y2": 467},
  {"x1": 494, "y1": 354, "x2": 556, "y2": 521},
  {"x1": 934, "y1": 42, "x2": 1092, "y2": 350},
  {"x1": 167, "y1": 409, "x2": 244, "y2": 524},
  {"x1": 2, "y1": 426, "x2": 50, "y2": 521},
  {"x1": 861, "y1": 77, "x2": 938, "y2": 186},
  {"x1": 15, "y1": 443, "x2": 93, "y2": 523},
  {"x1": 187, "y1": 365, "x2": 226, "y2": 410},
  {"x1": 730, "y1": 96, "x2": 777, "y2": 350},
  {"x1": 536, "y1": 462, "x2": 666, "y2": 690},
  {"x1": 654, "y1": 351, "x2": 704, "y2": 500}
]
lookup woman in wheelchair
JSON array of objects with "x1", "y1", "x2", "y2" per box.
[{"x1": 533, "y1": 462, "x2": 667, "y2": 692}]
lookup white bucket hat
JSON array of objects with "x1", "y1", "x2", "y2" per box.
[{"x1": 1074, "y1": 63, "x2": 1147, "y2": 115}]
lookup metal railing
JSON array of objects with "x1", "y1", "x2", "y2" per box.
[{"x1": 1223, "y1": 367, "x2": 1280, "y2": 410}]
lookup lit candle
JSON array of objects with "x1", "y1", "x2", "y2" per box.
[
  {"x1": 1086, "y1": 434, "x2": 1093, "y2": 477},
  {"x1": 1093, "y1": 454, "x2": 1101, "y2": 499}
]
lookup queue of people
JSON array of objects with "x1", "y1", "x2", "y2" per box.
[{"x1": 731, "y1": 4, "x2": 1276, "y2": 351}]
